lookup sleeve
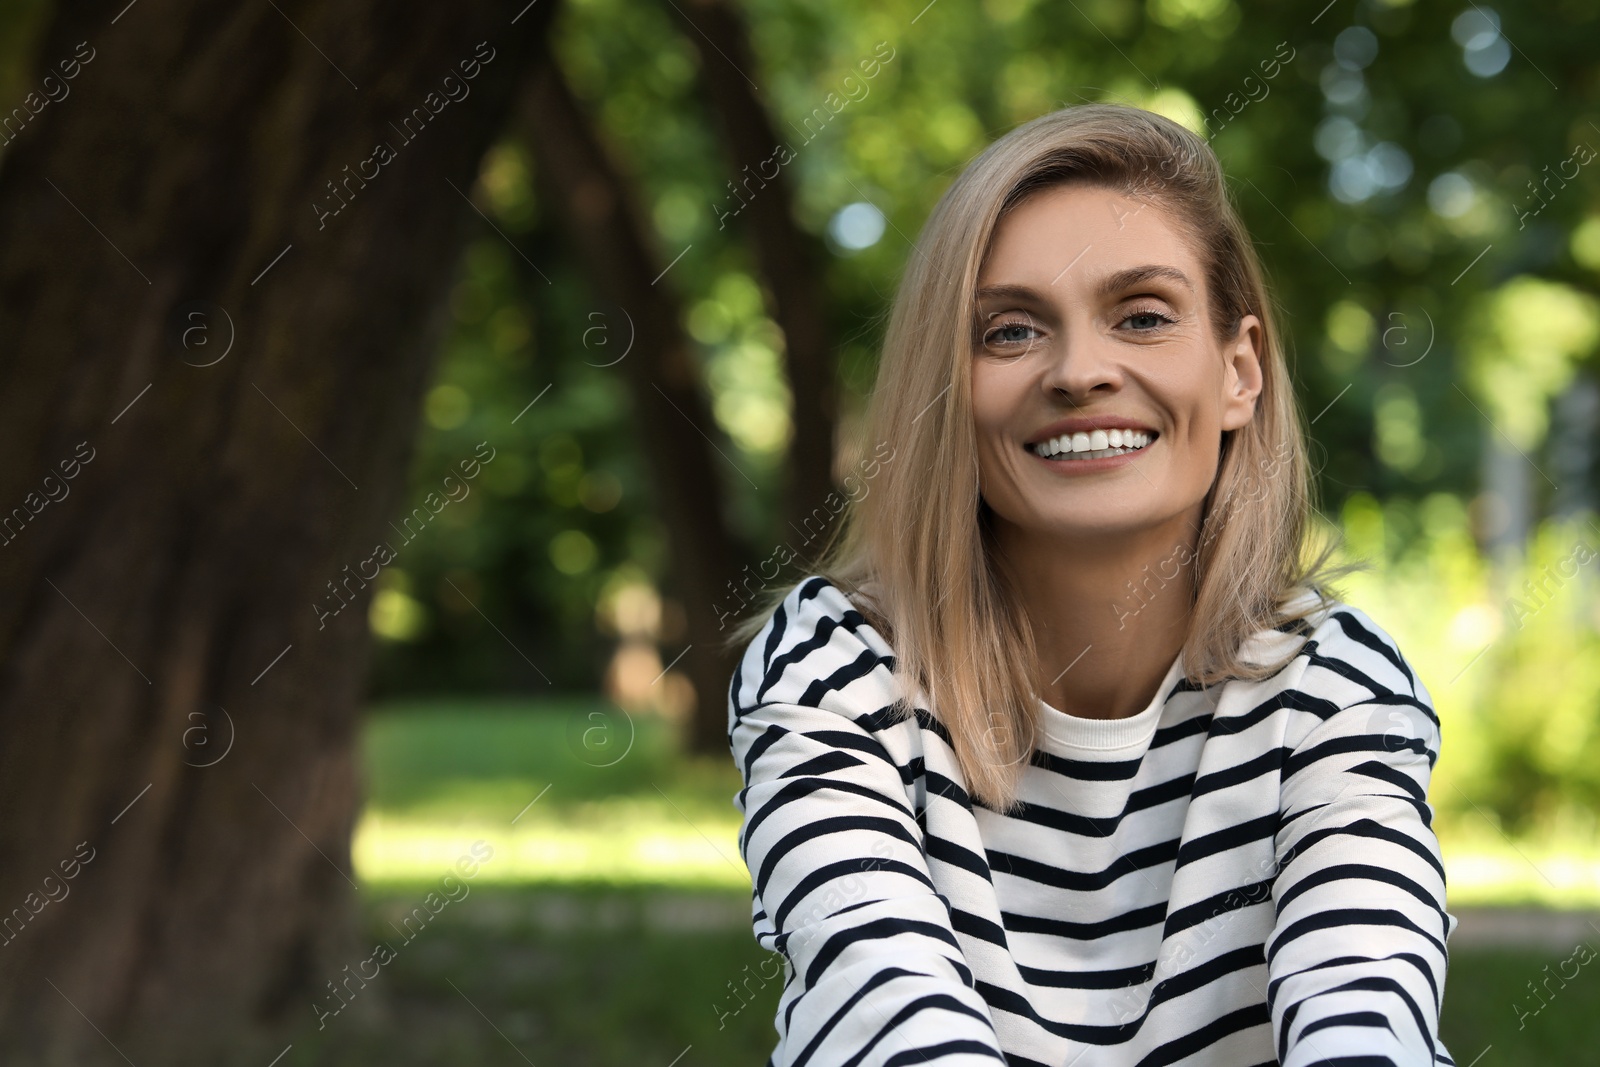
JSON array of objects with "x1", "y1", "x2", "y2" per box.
[
  {"x1": 728, "y1": 581, "x2": 1008, "y2": 1067},
  {"x1": 1266, "y1": 652, "x2": 1456, "y2": 1067}
]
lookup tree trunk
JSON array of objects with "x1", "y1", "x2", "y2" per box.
[
  {"x1": 0, "y1": 0, "x2": 554, "y2": 1062},
  {"x1": 519, "y1": 39, "x2": 755, "y2": 758},
  {"x1": 663, "y1": 0, "x2": 843, "y2": 540}
]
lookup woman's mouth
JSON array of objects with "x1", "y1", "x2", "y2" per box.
[{"x1": 1026, "y1": 428, "x2": 1156, "y2": 462}]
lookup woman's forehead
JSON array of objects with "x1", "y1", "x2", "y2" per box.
[{"x1": 979, "y1": 183, "x2": 1203, "y2": 286}]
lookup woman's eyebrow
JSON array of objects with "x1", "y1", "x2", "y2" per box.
[
  {"x1": 973, "y1": 283, "x2": 1045, "y2": 305},
  {"x1": 973, "y1": 266, "x2": 1193, "y2": 309},
  {"x1": 1095, "y1": 264, "x2": 1194, "y2": 297}
]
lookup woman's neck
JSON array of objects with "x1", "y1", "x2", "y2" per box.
[{"x1": 994, "y1": 514, "x2": 1201, "y2": 720}]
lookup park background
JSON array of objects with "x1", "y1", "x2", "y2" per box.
[{"x1": 0, "y1": 0, "x2": 1597, "y2": 1063}]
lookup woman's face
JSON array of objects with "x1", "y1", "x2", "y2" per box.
[{"x1": 970, "y1": 182, "x2": 1263, "y2": 550}]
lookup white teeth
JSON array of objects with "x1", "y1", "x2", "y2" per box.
[{"x1": 1029, "y1": 429, "x2": 1153, "y2": 458}]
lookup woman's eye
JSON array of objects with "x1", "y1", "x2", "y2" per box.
[
  {"x1": 1121, "y1": 309, "x2": 1175, "y2": 331},
  {"x1": 982, "y1": 320, "x2": 1039, "y2": 347}
]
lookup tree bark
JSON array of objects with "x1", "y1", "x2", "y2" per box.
[
  {"x1": 519, "y1": 38, "x2": 755, "y2": 758},
  {"x1": 0, "y1": 0, "x2": 554, "y2": 1062},
  {"x1": 663, "y1": 0, "x2": 843, "y2": 541}
]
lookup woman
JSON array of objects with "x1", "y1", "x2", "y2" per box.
[{"x1": 722, "y1": 103, "x2": 1455, "y2": 1066}]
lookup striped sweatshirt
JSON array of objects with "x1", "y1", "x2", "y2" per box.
[{"x1": 727, "y1": 574, "x2": 1457, "y2": 1067}]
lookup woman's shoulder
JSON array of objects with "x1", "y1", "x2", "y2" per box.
[
  {"x1": 1239, "y1": 586, "x2": 1425, "y2": 712},
  {"x1": 729, "y1": 573, "x2": 900, "y2": 718}
]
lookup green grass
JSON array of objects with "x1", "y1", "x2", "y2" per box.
[
  {"x1": 354, "y1": 698, "x2": 748, "y2": 889},
  {"x1": 360, "y1": 696, "x2": 736, "y2": 814},
  {"x1": 287, "y1": 697, "x2": 1600, "y2": 1065},
  {"x1": 1440, "y1": 946, "x2": 1600, "y2": 1066}
]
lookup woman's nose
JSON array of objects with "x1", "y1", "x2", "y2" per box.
[{"x1": 1040, "y1": 331, "x2": 1122, "y2": 399}]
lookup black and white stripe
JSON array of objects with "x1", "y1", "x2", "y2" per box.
[{"x1": 728, "y1": 575, "x2": 1457, "y2": 1067}]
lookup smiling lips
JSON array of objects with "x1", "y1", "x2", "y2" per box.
[{"x1": 1028, "y1": 427, "x2": 1157, "y2": 462}]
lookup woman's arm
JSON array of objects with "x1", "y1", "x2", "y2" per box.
[
  {"x1": 729, "y1": 580, "x2": 1008, "y2": 1066},
  {"x1": 1266, "y1": 669, "x2": 1454, "y2": 1066}
]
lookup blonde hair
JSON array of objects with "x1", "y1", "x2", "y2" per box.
[{"x1": 723, "y1": 103, "x2": 1361, "y2": 813}]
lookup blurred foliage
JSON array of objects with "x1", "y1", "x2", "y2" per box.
[
  {"x1": 1334, "y1": 496, "x2": 1600, "y2": 839},
  {"x1": 363, "y1": 199, "x2": 664, "y2": 694}
]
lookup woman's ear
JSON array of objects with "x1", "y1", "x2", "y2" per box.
[{"x1": 1220, "y1": 313, "x2": 1264, "y2": 432}]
